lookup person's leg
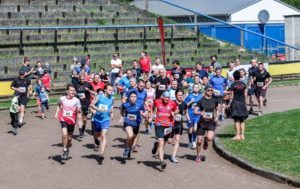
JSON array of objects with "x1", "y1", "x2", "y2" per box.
[
  {"x1": 41, "y1": 104, "x2": 45, "y2": 119},
  {"x1": 188, "y1": 126, "x2": 194, "y2": 148},
  {"x1": 82, "y1": 115, "x2": 87, "y2": 135},
  {"x1": 77, "y1": 115, "x2": 83, "y2": 137},
  {"x1": 259, "y1": 96, "x2": 264, "y2": 113},
  {"x1": 19, "y1": 104, "x2": 25, "y2": 125},
  {"x1": 132, "y1": 133, "x2": 140, "y2": 152},
  {"x1": 171, "y1": 134, "x2": 181, "y2": 162},
  {"x1": 240, "y1": 121, "x2": 245, "y2": 140},
  {"x1": 232, "y1": 121, "x2": 241, "y2": 140},
  {"x1": 196, "y1": 135, "x2": 204, "y2": 159},
  {"x1": 206, "y1": 130, "x2": 215, "y2": 142},
  {"x1": 157, "y1": 138, "x2": 165, "y2": 161},
  {"x1": 99, "y1": 129, "x2": 108, "y2": 155},
  {"x1": 125, "y1": 126, "x2": 134, "y2": 148}
]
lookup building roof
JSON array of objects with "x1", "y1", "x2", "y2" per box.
[{"x1": 131, "y1": 0, "x2": 300, "y2": 17}]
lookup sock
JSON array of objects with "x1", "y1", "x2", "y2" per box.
[
  {"x1": 188, "y1": 133, "x2": 192, "y2": 143},
  {"x1": 82, "y1": 125, "x2": 86, "y2": 134},
  {"x1": 192, "y1": 132, "x2": 197, "y2": 142},
  {"x1": 79, "y1": 128, "x2": 83, "y2": 135}
]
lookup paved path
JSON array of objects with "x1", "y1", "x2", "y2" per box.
[{"x1": 0, "y1": 86, "x2": 299, "y2": 189}]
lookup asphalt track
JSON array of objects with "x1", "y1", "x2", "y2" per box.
[{"x1": 0, "y1": 85, "x2": 299, "y2": 189}]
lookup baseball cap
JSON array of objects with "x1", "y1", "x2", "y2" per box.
[{"x1": 162, "y1": 91, "x2": 170, "y2": 98}]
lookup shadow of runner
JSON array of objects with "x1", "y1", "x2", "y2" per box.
[
  {"x1": 48, "y1": 155, "x2": 68, "y2": 165},
  {"x1": 51, "y1": 143, "x2": 63, "y2": 147},
  {"x1": 82, "y1": 154, "x2": 104, "y2": 165},
  {"x1": 110, "y1": 156, "x2": 127, "y2": 164},
  {"x1": 83, "y1": 143, "x2": 94, "y2": 150},
  {"x1": 137, "y1": 161, "x2": 162, "y2": 172}
]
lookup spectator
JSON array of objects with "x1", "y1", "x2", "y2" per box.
[
  {"x1": 235, "y1": 58, "x2": 242, "y2": 70},
  {"x1": 132, "y1": 59, "x2": 142, "y2": 78},
  {"x1": 151, "y1": 57, "x2": 165, "y2": 73},
  {"x1": 19, "y1": 57, "x2": 34, "y2": 79},
  {"x1": 34, "y1": 60, "x2": 45, "y2": 78},
  {"x1": 227, "y1": 62, "x2": 236, "y2": 87},
  {"x1": 43, "y1": 62, "x2": 52, "y2": 74},
  {"x1": 139, "y1": 51, "x2": 151, "y2": 74},
  {"x1": 195, "y1": 61, "x2": 208, "y2": 79},
  {"x1": 210, "y1": 55, "x2": 222, "y2": 70},
  {"x1": 86, "y1": 54, "x2": 91, "y2": 66},
  {"x1": 207, "y1": 65, "x2": 215, "y2": 79},
  {"x1": 171, "y1": 60, "x2": 186, "y2": 87},
  {"x1": 110, "y1": 53, "x2": 122, "y2": 86},
  {"x1": 41, "y1": 70, "x2": 51, "y2": 91},
  {"x1": 99, "y1": 68, "x2": 109, "y2": 84},
  {"x1": 73, "y1": 59, "x2": 91, "y2": 85}
]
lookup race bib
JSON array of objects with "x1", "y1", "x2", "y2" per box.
[
  {"x1": 164, "y1": 127, "x2": 172, "y2": 136},
  {"x1": 78, "y1": 93, "x2": 85, "y2": 99},
  {"x1": 19, "y1": 87, "x2": 26, "y2": 93},
  {"x1": 174, "y1": 74, "x2": 179, "y2": 79},
  {"x1": 204, "y1": 112, "x2": 213, "y2": 119},
  {"x1": 98, "y1": 104, "x2": 108, "y2": 112},
  {"x1": 192, "y1": 103, "x2": 197, "y2": 108},
  {"x1": 257, "y1": 82, "x2": 264, "y2": 87},
  {"x1": 127, "y1": 114, "x2": 137, "y2": 120},
  {"x1": 213, "y1": 89, "x2": 220, "y2": 96},
  {"x1": 147, "y1": 99, "x2": 153, "y2": 103},
  {"x1": 174, "y1": 114, "x2": 182, "y2": 121},
  {"x1": 158, "y1": 85, "x2": 166, "y2": 90},
  {"x1": 63, "y1": 110, "x2": 73, "y2": 117}
]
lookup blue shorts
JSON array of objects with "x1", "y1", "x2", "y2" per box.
[
  {"x1": 93, "y1": 120, "x2": 110, "y2": 133},
  {"x1": 187, "y1": 115, "x2": 200, "y2": 128},
  {"x1": 248, "y1": 88, "x2": 255, "y2": 96}
]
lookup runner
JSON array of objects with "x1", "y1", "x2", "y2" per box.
[
  {"x1": 139, "y1": 51, "x2": 151, "y2": 74},
  {"x1": 150, "y1": 91, "x2": 177, "y2": 170},
  {"x1": 252, "y1": 63, "x2": 272, "y2": 115},
  {"x1": 171, "y1": 60, "x2": 186, "y2": 87},
  {"x1": 169, "y1": 80, "x2": 178, "y2": 101},
  {"x1": 195, "y1": 61, "x2": 208, "y2": 79},
  {"x1": 154, "y1": 69, "x2": 170, "y2": 99},
  {"x1": 118, "y1": 69, "x2": 133, "y2": 96},
  {"x1": 248, "y1": 59, "x2": 258, "y2": 114},
  {"x1": 120, "y1": 91, "x2": 148, "y2": 158},
  {"x1": 209, "y1": 68, "x2": 227, "y2": 121},
  {"x1": 193, "y1": 85, "x2": 218, "y2": 163},
  {"x1": 210, "y1": 55, "x2": 222, "y2": 70},
  {"x1": 170, "y1": 89, "x2": 188, "y2": 163},
  {"x1": 184, "y1": 83, "x2": 203, "y2": 149},
  {"x1": 110, "y1": 53, "x2": 122, "y2": 86},
  {"x1": 144, "y1": 80, "x2": 155, "y2": 135},
  {"x1": 10, "y1": 70, "x2": 31, "y2": 126},
  {"x1": 54, "y1": 84, "x2": 82, "y2": 161},
  {"x1": 32, "y1": 78, "x2": 43, "y2": 115},
  {"x1": 228, "y1": 70, "x2": 249, "y2": 140},
  {"x1": 9, "y1": 94, "x2": 20, "y2": 135},
  {"x1": 75, "y1": 74, "x2": 95, "y2": 138},
  {"x1": 39, "y1": 86, "x2": 49, "y2": 119},
  {"x1": 90, "y1": 84, "x2": 114, "y2": 157}
]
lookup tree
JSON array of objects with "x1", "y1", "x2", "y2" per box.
[{"x1": 282, "y1": 0, "x2": 300, "y2": 10}]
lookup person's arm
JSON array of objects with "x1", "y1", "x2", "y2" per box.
[{"x1": 263, "y1": 73, "x2": 272, "y2": 89}]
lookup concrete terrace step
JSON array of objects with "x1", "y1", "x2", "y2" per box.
[{"x1": 0, "y1": 0, "x2": 110, "y2": 5}]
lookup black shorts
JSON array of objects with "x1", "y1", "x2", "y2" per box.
[
  {"x1": 60, "y1": 121, "x2": 75, "y2": 135},
  {"x1": 81, "y1": 105, "x2": 89, "y2": 116},
  {"x1": 18, "y1": 96, "x2": 28, "y2": 107},
  {"x1": 196, "y1": 123, "x2": 216, "y2": 136},
  {"x1": 214, "y1": 96, "x2": 223, "y2": 104},
  {"x1": 232, "y1": 116, "x2": 248, "y2": 123},
  {"x1": 247, "y1": 87, "x2": 255, "y2": 96},
  {"x1": 155, "y1": 126, "x2": 172, "y2": 141},
  {"x1": 124, "y1": 123, "x2": 140, "y2": 135},
  {"x1": 255, "y1": 87, "x2": 267, "y2": 98},
  {"x1": 172, "y1": 123, "x2": 183, "y2": 136}
]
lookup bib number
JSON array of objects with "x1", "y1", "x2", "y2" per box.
[
  {"x1": 78, "y1": 93, "x2": 85, "y2": 99},
  {"x1": 174, "y1": 114, "x2": 182, "y2": 122},
  {"x1": 213, "y1": 89, "x2": 220, "y2": 96},
  {"x1": 19, "y1": 87, "x2": 26, "y2": 93},
  {"x1": 203, "y1": 112, "x2": 213, "y2": 119},
  {"x1": 257, "y1": 82, "x2": 264, "y2": 87},
  {"x1": 164, "y1": 127, "x2": 172, "y2": 136},
  {"x1": 98, "y1": 104, "x2": 108, "y2": 112},
  {"x1": 158, "y1": 85, "x2": 166, "y2": 90},
  {"x1": 63, "y1": 110, "x2": 73, "y2": 117},
  {"x1": 127, "y1": 114, "x2": 137, "y2": 121},
  {"x1": 174, "y1": 74, "x2": 179, "y2": 79}
]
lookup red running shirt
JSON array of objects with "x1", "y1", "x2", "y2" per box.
[
  {"x1": 139, "y1": 56, "x2": 151, "y2": 73},
  {"x1": 41, "y1": 74, "x2": 51, "y2": 90},
  {"x1": 90, "y1": 81, "x2": 105, "y2": 101},
  {"x1": 154, "y1": 99, "x2": 177, "y2": 127}
]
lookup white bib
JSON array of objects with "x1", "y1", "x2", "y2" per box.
[
  {"x1": 204, "y1": 112, "x2": 213, "y2": 119},
  {"x1": 158, "y1": 85, "x2": 166, "y2": 90},
  {"x1": 174, "y1": 114, "x2": 182, "y2": 121},
  {"x1": 174, "y1": 74, "x2": 179, "y2": 79},
  {"x1": 257, "y1": 82, "x2": 264, "y2": 87},
  {"x1": 19, "y1": 87, "x2": 26, "y2": 93},
  {"x1": 213, "y1": 89, "x2": 220, "y2": 96},
  {"x1": 164, "y1": 127, "x2": 172, "y2": 136},
  {"x1": 98, "y1": 104, "x2": 108, "y2": 112},
  {"x1": 78, "y1": 93, "x2": 86, "y2": 99},
  {"x1": 127, "y1": 114, "x2": 137, "y2": 120},
  {"x1": 63, "y1": 110, "x2": 73, "y2": 117}
]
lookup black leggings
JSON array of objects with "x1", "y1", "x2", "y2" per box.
[{"x1": 10, "y1": 112, "x2": 19, "y2": 128}]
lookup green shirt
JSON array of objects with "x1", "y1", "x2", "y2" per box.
[{"x1": 9, "y1": 97, "x2": 19, "y2": 113}]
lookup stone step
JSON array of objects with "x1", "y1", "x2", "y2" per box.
[{"x1": 0, "y1": 0, "x2": 110, "y2": 5}]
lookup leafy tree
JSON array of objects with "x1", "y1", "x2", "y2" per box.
[{"x1": 282, "y1": 0, "x2": 300, "y2": 10}]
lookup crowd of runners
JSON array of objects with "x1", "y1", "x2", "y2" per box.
[{"x1": 8, "y1": 52, "x2": 272, "y2": 170}]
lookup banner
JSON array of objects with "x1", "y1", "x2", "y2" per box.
[{"x1": 157, "y1": 17, "x2": 166, "y2": 67}]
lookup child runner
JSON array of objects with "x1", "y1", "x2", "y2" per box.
[
  {"x1": 39, "y1": 86, "x2": 49, "y2": 119},
  {"x1": 9, "y1": 94, "x2": 20, "y2": 135}
]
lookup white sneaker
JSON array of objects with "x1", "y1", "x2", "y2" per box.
[
  {"x1": 192, "y1": 142, "x2": 196, "y2": 149},
  {"x1": 188, "y1": 142, "x2": 193, "y2": 148}
]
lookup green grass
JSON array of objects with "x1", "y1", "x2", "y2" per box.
[
  {"x1": 271, "y1": 79, "x2": 300, "y2": 87},
  {"x1": 220, "y1": 109, "x2": 300, "y2": 180}
]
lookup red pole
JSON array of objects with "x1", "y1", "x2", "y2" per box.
[{"x1": 157, "y1": 17, "x2": 166, "y2": 67}]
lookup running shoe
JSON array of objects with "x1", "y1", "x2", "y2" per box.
[
  {"x1": 123, "y1": 148, "x2": 130, "y2": 157},
  {"x1": 248, "y1": 108, "x2": 253, "y2": 114},
  {"x1": 132, "y1": 146, "x2": 138, "y2": 153},
  {"x1": 188, "y1": 142, "x2": 193, "y2": 149},
  {"x1": 151, "y1": 142, "x2": 158, "y2": 155},
  {"x1": 220, "y1": 115, "x2": 225, "y2": 121},
  {"x1": 12, "y1": 128, "x2": 17, "y2": 135},
  {"x1": 145, "y1": 129, "x2": 151, "y2": 135},
  {"x1": 258, "y1": 111, "x2": 263, "y2": 116},
  {"x1": 203, "y1": 137, "x2": 208, "y2": 150},
  {"x1": 161, "y1": 161, "x2": 167, "y2": 170},
  {"x1": 94, "y1": 144, "x2": 99, "y2": 152},
  {"x1": 128, "y1": 149, "x2": 131, "y2": 159},
  {"x1": 170, "y1": 156, "x2": 178, "y2": 163},
  {"x1": 61, "y1": 150, "x2": 68, "y2": 160},
  {"x1": 192, "y1": 142, "x2": 196, "y2": 149},
  {"x1": 195, "y1": 155, "x2": 201, "y2": 163},
  {"x1": 263, "y1": 98, "x2": 267, "y2": 106},
  {"x1": 95, "y1": 138, "x2": 100, "y2": 146}
]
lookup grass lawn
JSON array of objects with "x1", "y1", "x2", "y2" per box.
[
  {"x1": 271, "y1": 79, "x2": 300, "y2": 87},
  {"x1": 219, "y1": 109, "x2": 300, "y2": 180}
]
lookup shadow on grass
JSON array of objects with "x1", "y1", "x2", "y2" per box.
[{"x1": 82, "y1": 154, "x2": 104, "y2": 164}]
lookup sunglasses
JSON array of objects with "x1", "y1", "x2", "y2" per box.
[{"x1": 206, "y1": 89, "x2": 213, "y2": 92}]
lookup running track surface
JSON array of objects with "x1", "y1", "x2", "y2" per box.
[{"x1": 0, "y1": 86, "x2": 299, "y2": 189}]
